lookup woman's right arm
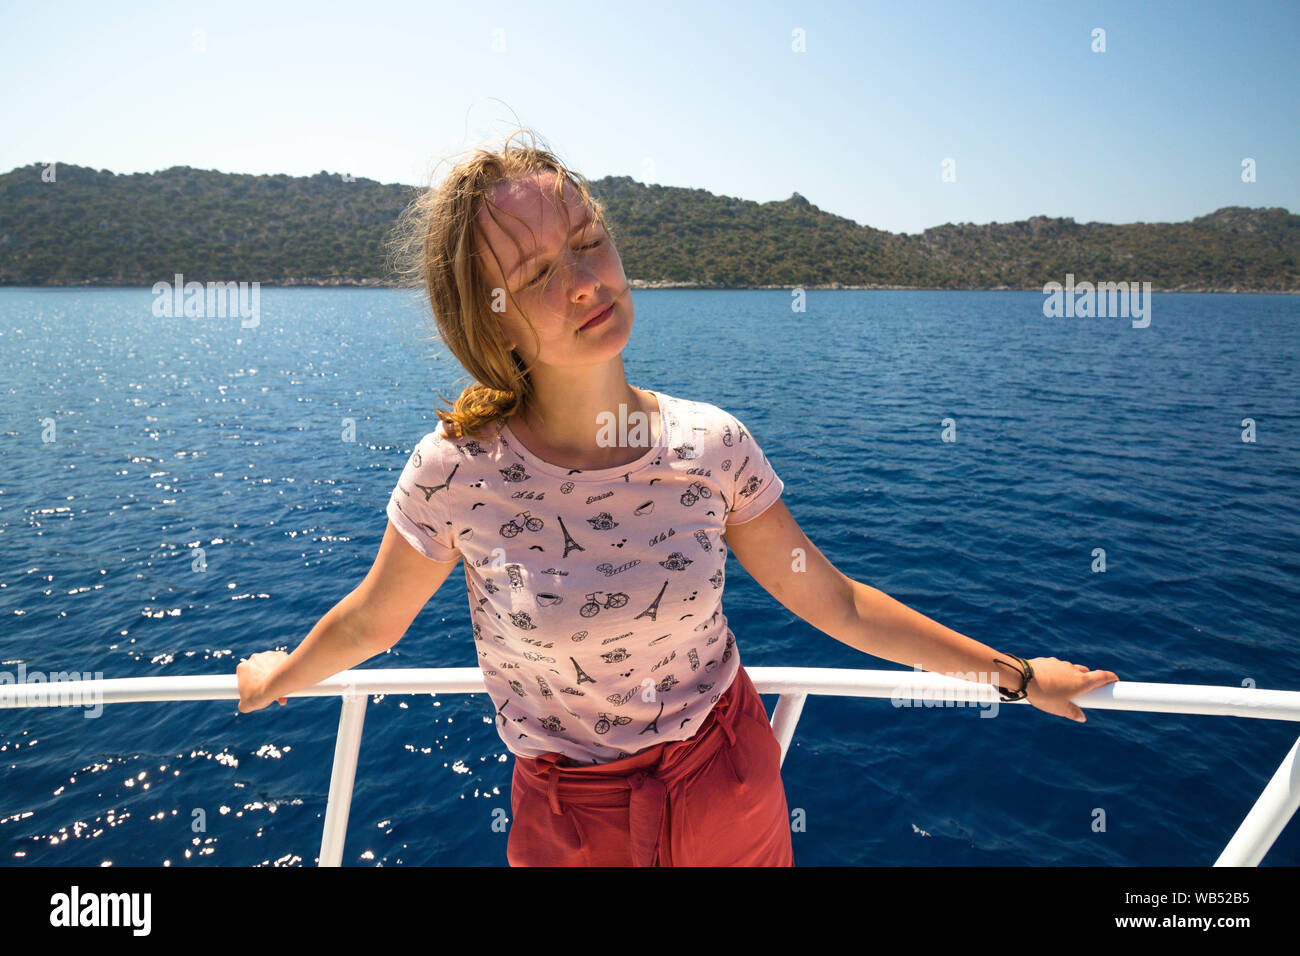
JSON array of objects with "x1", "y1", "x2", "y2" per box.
[{"x1": 236, "y1": 520, "x2": 462, "y2": 712}]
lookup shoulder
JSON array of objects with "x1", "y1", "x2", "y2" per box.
[
  {"x1": 659, "y1": 394, "x2": 755, "y2": 452},
  {"x1": 656, "y1": 392, "x2": 734, "y2": 438},
  {"x1": 413, "y1": 417, "x2": 504, "y2": 464},
  {"x1": 656, "y1": 395, "x2": 766, "y2": 484},
  {"x1": 410, "y1": 421, "x2": 448, "y2": 457},
  {"x1": 400, "y1": 420, "x2": 459, "y2": 479}
]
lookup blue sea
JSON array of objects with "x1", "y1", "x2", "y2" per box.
[{"x1": 1, "y1": 286, "x2": 1297, "y2": 866}]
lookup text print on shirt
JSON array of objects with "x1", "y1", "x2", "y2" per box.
[{"x1": 386, "y1": 390, "x2": 784, "y2": 765}]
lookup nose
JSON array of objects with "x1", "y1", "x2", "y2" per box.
[{"x1": 568, "y1": 265, "x2": 600, "y2": 299}]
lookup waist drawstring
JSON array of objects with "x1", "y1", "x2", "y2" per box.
[
  {"x1": 548, "y1": 763, "x2": 563, "y2": 815},
  {"x1": 530, "y1": 673, "x2": 750, "y2": 866},
  {"x1": 627, "y1": 769, "x2": 668, "y2": 865},
  {"x1": 717, "y1": 716, "x2": 744, "y2": 784}
]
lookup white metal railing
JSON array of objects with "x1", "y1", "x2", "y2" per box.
[{"x1": 3, "y1": 667, "x2": 1298, "y2": 866}]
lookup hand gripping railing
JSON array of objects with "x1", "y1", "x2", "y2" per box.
[{"x1": 2, "y1": 667, "x2": 1298, "y2": 866}]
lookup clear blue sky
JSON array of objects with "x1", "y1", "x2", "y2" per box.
[{"x1": 1, "y1": 0, "x2": 1296, "y2": 234}]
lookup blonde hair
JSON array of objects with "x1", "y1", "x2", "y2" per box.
[{"x1": 387, "y1": 127, "x2": 612, "y2": 439}]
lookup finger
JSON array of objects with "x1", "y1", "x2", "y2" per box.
[{"x1": 1070, "y1": 708, "x2": 1086, "y2": 723}]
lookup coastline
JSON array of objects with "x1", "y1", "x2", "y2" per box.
[{"x1": 1, "y1": 277, "x2": 1296, "y2": 293}]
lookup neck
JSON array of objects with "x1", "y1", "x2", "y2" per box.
[{"x1": 513, "y1": 358, "x2": 655, "y2": 460}]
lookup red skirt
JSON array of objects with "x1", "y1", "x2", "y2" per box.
[{"x1": 506, "y1": 664, "x2": 794, "y2": 866}]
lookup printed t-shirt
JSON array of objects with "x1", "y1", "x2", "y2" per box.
[{"x1": 385, "y1": 389, "x2": 784, "y2": 764}]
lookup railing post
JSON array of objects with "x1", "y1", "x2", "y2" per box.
[
  {"x1": 770, "y1": 693, "x2": 807, "y2": 768},
  {"x1": 1215, "y1": 732, "x2": 1300, "y2": 867},
  {"x1": 318, "y1": 688, "x2": 368, "y2": 867}
]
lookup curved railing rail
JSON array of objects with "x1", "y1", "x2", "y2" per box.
[{"x1": 3, "y1": 667, "x2": 1298, "y2": 867}]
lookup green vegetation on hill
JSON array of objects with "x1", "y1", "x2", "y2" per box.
[{"x1": 0, "y1": 163, "x2": 1295, "y2": 291}]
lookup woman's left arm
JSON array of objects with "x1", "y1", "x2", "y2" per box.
[{"x1": 722, "y1": 499, "x2": 1119, "y2": 723}]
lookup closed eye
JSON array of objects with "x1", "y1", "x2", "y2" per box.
[{"x1": 522, "y1": 239, "x2": 603, "y2": 289}]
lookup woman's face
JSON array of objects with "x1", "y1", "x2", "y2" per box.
[{"x1": 474, "y1": 171, "x2": 632, "y2": 369}]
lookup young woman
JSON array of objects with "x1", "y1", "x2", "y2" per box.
[{"x1": 235, "y1": 128, "x2": 1120, "y2": 866}]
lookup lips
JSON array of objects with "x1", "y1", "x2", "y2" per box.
[{"x1": 580, "y1": 302, "x2": 614, "y2": 329}]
